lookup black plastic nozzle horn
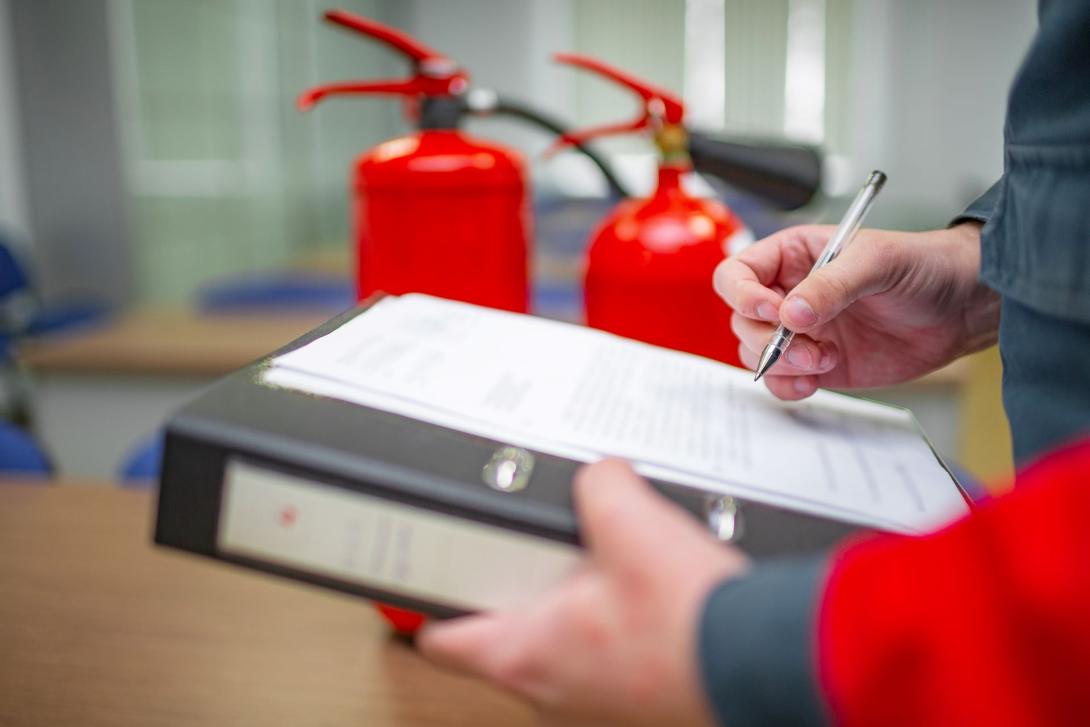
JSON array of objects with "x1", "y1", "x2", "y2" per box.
[{"x1": 687, "y1": 132, "x2": 823, "y2": 210}]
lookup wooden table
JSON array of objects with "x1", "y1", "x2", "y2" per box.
[
  {"x1": 16, "y1": 309, "x2": 334, "y2": 479},
  {"x1": 18, "y1": 308, "x2": 333, "y2": 377},
  {"x1": 0, "y1": 483, "x2": 531, "y2": 726}
]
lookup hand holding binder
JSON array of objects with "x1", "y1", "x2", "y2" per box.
[{"x1": 420, "y1": 458, "x2": 745, "y2": 727}]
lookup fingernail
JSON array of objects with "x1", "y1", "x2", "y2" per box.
[
  {"x1": 794, "y1": 377, "x2": 813, "y2": 395},
  {"x1": 784, "y1": 297, "x2": 817, "y2": 328},
  {"x1": 756, "y1": 302, "x2": 778, "y2": 321},
  {"x1": 786, "y1": 347, "x2": 813, "y2": 369}
]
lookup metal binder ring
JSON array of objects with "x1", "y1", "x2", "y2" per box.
[
  {"x1": 706, "y1": 496, "x2": 743, "y2": 543},
  {"x1": 483, "y1": 447, "x2": 535, "y2": 493}
]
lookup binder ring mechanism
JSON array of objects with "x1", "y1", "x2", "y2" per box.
[
  {"x1": 481, "y1": 447, "x2": 741, "y2": 545},
  {"x1": 706, "y1": 496, "x2": 743, "y2": 543},
  {"x1": 483, "y1": 447, "x2": 535, "y2": 493}
]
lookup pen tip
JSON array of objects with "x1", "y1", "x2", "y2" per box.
[{"x1": 753, "y1": 345, "x2": 781, "y2": 382}]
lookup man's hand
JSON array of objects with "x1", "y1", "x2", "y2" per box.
[
  {"x1": 714, "y1": 222, "x2": 999, "y2": 400},
  {"x1": 418, "y1": 459, "x2": 749, "y2": 726}
]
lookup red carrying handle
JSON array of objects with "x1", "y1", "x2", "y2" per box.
[
  {"x1": 549, "y1": 52, "x2": 685, "y2": 151},
  {"x1": 298, "y1": 9, "x2": 468, "y2": 110},
  {"x1": 324, "y1": 9, "x2": 444, "y2": 64}
]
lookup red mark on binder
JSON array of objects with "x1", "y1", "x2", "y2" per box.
[{"x1": 278, "y1": 505, "x2": 299, "y2": 528}]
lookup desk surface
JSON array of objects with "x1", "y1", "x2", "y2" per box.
[
  {"x1": 17, "y1": 309, "x2": 332, "y2": 377},
  {"x1": 0, "y1": 484, "x2": 531, "y2": 727}
]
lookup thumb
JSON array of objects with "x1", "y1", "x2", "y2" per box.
[
  {"x1": 780, "y1": 235, "x2": 902, "y2": 332},
  {"x1": 573, "y1": 459, "x2": 705, "y2": 569}
]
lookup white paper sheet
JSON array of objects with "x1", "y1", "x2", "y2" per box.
[{"x1": 264, "y1": 294, "x2": 970, "y2": 533}]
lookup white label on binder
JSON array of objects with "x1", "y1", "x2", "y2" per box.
[
  {"x1": 218, "y1": 459, "x2": 580, "y2": 612},
  {"x1": 264, "y1": 294, "x2": 970, "y2": 534}
]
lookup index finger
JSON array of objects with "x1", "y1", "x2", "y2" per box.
[
  {"x1": 712, "y1": 254, "x2": 785, "y2": 321},
  {"x1": 714, "y1": 225, "x2": 840, "y2": 321}
]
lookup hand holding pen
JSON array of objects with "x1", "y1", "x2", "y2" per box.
[
  {"x1": 713, "y1": 172, "x2": 1000, "y2": 401},
  {"x1": 754, "y1": 171, "x2": 887, "y2": 381}
]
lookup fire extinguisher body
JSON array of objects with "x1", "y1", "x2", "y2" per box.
[
  {"x1": 355, "y1": 130, "x2": 530, "y2": 312},
  {"x1": 300, "y1": 8, "x2": 540, "y2": 637},
  {"x1": 552, "y1": 53, "x2": 751, "y2": 368},
  {"x1": 585, "y1": 167, "x2": 746, "y2": 366}
]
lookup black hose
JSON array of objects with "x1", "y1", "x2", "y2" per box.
[
  {"x1": 468, "y1": 96, "x2": 631, "y2": 199},
  {"x1": 458, "y1": 93, "x2": 825, "y2": 209}
]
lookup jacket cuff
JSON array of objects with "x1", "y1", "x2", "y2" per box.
[
  {"x1": 698, "y1": 555, "x2": 831, "y2": 727},
  {"x1": 950, "y1": 179, "x2": 1002, "y2": 226}
]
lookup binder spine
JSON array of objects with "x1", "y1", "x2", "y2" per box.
[
  {"x1": 154, "y1": 422, "x2": 581, "y2": 618},
  {"x1": 218, "y1": 459, "x2": 580, "y2": 614}
]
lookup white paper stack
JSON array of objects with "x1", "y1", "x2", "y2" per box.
[{"x1": 264, "y1": 294, "x2": 969, "y2": 534}]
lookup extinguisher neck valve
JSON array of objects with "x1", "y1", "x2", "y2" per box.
[
  {"x1": 419, "y1": 57, "x2": 459, "y2": 78},
  {"x1": 655, "y1": 123, "x2": 691, "y2": 167},
  {"x1": 419, "y1": 96, "x2": 466, "y2": 130}
]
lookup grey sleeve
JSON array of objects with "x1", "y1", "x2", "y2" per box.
[
  {"x1": 698, "y1": 555, "x2": 832, "y2": 727},
  {"x1": 950, "y1": 179, "x2": 1002, "y2": 226}
]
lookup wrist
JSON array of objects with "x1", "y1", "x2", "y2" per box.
[{"x1": 945, "y1": 222, "x2": 1000, "y2": 353}]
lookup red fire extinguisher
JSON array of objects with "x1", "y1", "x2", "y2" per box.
[
  {"x1": 553, "y1": 53, "x2": 749, "y2": 366},
  {"x1": 299, "y1": 10, "x2": 530, "y2": 313},
  {"x1": 299, "y1": 9, "x2": 539, "y2": 637}
]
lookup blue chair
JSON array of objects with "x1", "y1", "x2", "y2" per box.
[
  {"x1": 0, "y1": 234, "x2": 113, "y2": 428},
  {"x1": 0, "y1": 234, "x2": 112, "y2": 361},
  {"x1": 0, "y1": 240, "x2": 34, "y2": 364},
  {"x1": 532, "y1": 195, "x2": 617, "y2": 322},
  {"x1": 195, "y1": 272, "x2": 355, "y2": 314},
  {"x1": 0, "y1": 240, "x2": 31, "y2": 299},
  {"x1": 118, "y1": 433, "x2": 164, "y2": 486},
  {"x1": 0, "y1": 422, "x2": 52, "y2": 478}
]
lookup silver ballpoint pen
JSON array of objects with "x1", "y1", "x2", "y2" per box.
[{"x1": 753, "y1": 170, "x2": 887, "y2": 381}]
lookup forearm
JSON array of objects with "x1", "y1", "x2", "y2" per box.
[
  {"x1": 702, "y1": 440, "x2": 1090, "y2": 726},
  {"x1": 820, "y1": 439, "x2": 1090, "y2": 726},
  {"x1": 699, "y1": 556, "x2": 831, "y2": 726}
]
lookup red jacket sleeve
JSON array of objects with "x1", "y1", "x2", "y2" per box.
[{"x1": 819, "y1": 437, "x2": 1090, "y2": 726}]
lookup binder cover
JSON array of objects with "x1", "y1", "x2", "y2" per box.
[{"x1": 155, "y1": 298, "x2": 871, "y2": 618}]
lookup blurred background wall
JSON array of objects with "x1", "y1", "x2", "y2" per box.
[
  {"x1": 0, "y1": 0, "x2": 27, "y2": 241},
  {"x1": 4, "y1": 0, "x2": 131, "y2": 304},
  {"x1": 0, "y1": 0, "x2": 1037, "y2": 308},
  {"x1": 0, "y1": 0, "x2": 1040, "y2": 482}
]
